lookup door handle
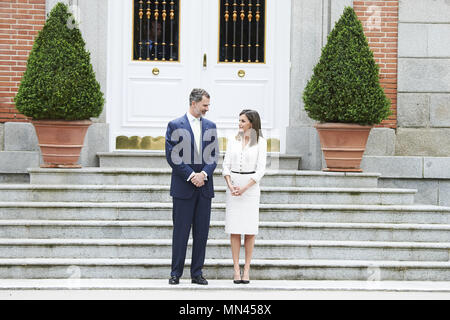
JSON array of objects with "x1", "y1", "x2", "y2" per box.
[{"x1": 203, "y1": 53, "x2": 207, "y2": 68}]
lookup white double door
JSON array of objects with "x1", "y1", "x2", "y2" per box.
[{"x1": 107, "y1": 0, "x2": 291, "y2": 152}]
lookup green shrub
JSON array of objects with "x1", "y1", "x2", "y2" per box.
[
  {"x1": 14, "y1": 2, "x2": 104, "y2": 120},
  {"x1": 302, "y1": 6, "x2": 391, "y2": 125}
]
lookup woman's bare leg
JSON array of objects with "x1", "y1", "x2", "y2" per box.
[
  {"x1": 230, "y1": 234, "x2": 241, "y2": 280},
  {"x1": 243, "y1": 234, "x2": 255, "y2": 281}
]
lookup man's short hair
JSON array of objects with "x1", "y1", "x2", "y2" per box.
[{"x1": 189, "y1": 88, "x2": 210, "y2": 105}]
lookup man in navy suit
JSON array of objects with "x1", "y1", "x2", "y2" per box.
[{"x1": 165, "y1": 88, "x2": 219, "y2": 285}]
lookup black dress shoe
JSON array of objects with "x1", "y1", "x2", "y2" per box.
[
  {"x1": 169, "y1": 276, "x2": 180, "y2": 285},
  {"x1": 191, "y1": 275, "x2": 208, "y2": 285}
]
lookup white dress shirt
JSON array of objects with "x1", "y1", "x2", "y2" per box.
[
  {"x1": 186, "y1": 112, "x2": 208, "y2": 182},
  {"x1": 222, "y1": 135, "x2": 267, "y2": 184},
  {"x1": 186, "y1": 111, "x2": 201, "y2": 153}
]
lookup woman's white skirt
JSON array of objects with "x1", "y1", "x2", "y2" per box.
[{"x1": 225, "y1": 172, "x2": 260, "y2": 235}]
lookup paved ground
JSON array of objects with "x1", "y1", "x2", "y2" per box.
[{"x1": 0, "y1": 279, "x2": 449, "y2": 299}]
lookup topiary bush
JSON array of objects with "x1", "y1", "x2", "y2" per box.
[
  {"x1": 14, "y1": 2, "x2": 104, "y2": 120},
  {"x1": 302, "y1": 6, "x2": 391, "y2": 125}
]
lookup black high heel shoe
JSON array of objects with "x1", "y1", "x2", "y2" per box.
[
  {"x1": 233, "y1": 269, "x2": 242, "y2": 284},
  {"x1": 241, "y1": 268, "x2": 250, "y2": 284}
]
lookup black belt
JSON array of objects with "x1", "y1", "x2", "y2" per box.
[{"x1": 231, "y1": 171, "x2": 255, "y2": 175}]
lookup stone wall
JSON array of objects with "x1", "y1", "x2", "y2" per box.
[
  {"x1": 362, "y1": 155, "x2": 450, "y2": 206},
  {"x1": 396, "y1": 0, "x2": 450, "y2": 156}
]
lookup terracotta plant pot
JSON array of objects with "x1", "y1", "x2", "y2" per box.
[
  {"x1": 315, "y1": 122, "x2": 373, "y2": 172},
  {"x1": 32, "y1": 119, "x2": 92, "y2": 168}
]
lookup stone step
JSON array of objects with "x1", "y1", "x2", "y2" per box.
[
  {"x1": 1, "y1": 279, "x2": 450, "y2": 296},
  {"x1": 1, "y1": 220, "x2": 449, "y2": 242},
  {"x1": 0, "y1": 202, "x2": 449, "y2": 224},
  {"x1": 0, "y1": 258, "x2": 448, "y2": 280},
  {"x1": 0, "y1": 185, "x2": 417, "y2": 205},
  {"x1": 0, "y1": 173, "x2": 29, "y2": 184},
  {"x1": 28, "y1": 168, "x2": 380, "y2": 188},
  {"x1": 0, "y1": 239, "x2": 448, "y2": 261},
  {"x1": 97, "y1": 152, "x2": 302, "y2": 170}
]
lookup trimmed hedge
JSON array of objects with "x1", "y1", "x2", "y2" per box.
[
  {"x1": 15, "y1": 2, "x2": 104, "y2": 120},
  {"x1": 302, "y1": 6, "x2": 391, "y2": 125}
]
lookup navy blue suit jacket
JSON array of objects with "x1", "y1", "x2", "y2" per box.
[{"x1": 165, "y1": 114, "x2": 219, "y2": 199}]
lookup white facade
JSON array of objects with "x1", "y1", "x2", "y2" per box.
[
  {"x1": 42, "y1": 0, "x2": 359, "y2": 168},
  {"x1": 107, "y1": 0, "x2": 291, "y2": 153}
]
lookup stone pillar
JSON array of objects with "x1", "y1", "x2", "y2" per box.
[
  {"x1": 0, "y1": 123, "x2": 4, "y2": 151},
  {"x1": 396, "y1": 0, "x2": 450, "y2": 156},
  {"x1": 45, "y1": 0, "x2": 110, "y2": 162},
  {"x1": 76, "y1": 0, "x2": 108, "y2": 126},
  {"x1": 286, "y1": 0, "x2": 352, "y2": 170},
  {"x1": 47, "y1": 0, "x2": 108, "y2": 125}
]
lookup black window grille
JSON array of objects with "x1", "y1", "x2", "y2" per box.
[
  {"x1": 133, "y1": 0, "x2": 180, "y2": 61},
  {"x1": 219, "y1": 0, "x2": 266, "y2": 63}
]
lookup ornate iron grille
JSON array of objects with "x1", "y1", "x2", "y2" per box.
[
  {"x1": 219, "y1": 0, "x2": 266, "y2": 63},
  {"x1": 133, "y1": 0, "x2": 179, "y2": 61}
]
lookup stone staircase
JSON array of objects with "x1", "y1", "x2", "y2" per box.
[{"x1": 0, "y1": 152, "x2": 449, "y2": 281}]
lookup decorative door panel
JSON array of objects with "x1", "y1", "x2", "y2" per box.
[
  {"x1": 202, "y1": 0, "x2": 290, "y2": 152},
  {"x1": 124, "y1": 0, "x2": 199, "y2": 132},
  {"x1": 107, "y1": 0, "x2": 290, "y2": 152},
  {"x1": 125, "y1": 77, "x2": 185, "y2": 124},
  {"x1": 211, "y1": 80, "x2": 270, "y2": 123},
  {"x1": 109, "y1": 0, "x2": 201, "y2": 151}
]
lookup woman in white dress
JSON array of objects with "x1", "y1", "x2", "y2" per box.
[{"x1": 222, "y1": 109, "x2": 266, "y2": 284}]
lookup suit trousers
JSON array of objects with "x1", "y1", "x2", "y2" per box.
[{"x1": 171, "y1": 189, "x2": 212, "y2": 278}]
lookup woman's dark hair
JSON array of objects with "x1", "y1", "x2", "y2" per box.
[{"x1": 238, "y1": 109, "x2": 263, "y2": 146}]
